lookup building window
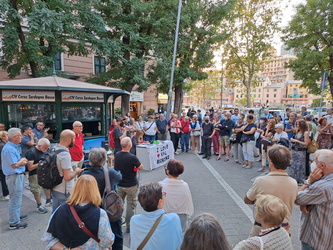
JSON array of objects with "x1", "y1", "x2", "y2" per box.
[
  {"x1": 94, "y1": 56, "x2": 106, "y2": 74},
  {"x1": 267, "y1": 89, "x2": 269, "y2": 92},
  {"x1": 274, "y1": 89, "x2": 277, "y2": 92},
  {"x1": 258, "y1": 94, "x2": 260, "y2": 98},
  {"x1": 54, "y1": 52, "x2": 62, "y2": 71},
  {"x1": 274, "y1": 94, "x2": 276, "y2": 97},
  {"x1": 236, "y1": 95, "x2": 238, "y2": 98},
  {"x1": 267, "y1": 94, "x2": 269, "y2": 98},
  {"x1": 254, "y1": 94, "x2": 256, "y2": 97}
]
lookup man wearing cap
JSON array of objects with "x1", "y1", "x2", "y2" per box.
[{"x1": 114, "y1": 117, "x2": 129, "y2": 155}]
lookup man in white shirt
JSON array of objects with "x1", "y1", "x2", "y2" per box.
[{"x1": 273, "y1": 124, "x2": 288, "y2": 142}]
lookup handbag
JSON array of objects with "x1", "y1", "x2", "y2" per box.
[
  {"x1": 69, "y1": 204, "x2": 100, "y2": 243},
  {"x1": 260, "y1": 138, "x2": 272, "y2": 146},
  {"x1": 137, "y1": 213, "x2": 165, "y2": 250},
  {"x1": 307, "y1": 139, "x2": 318, "y2": 153},
  {"x1": 229, "y1": 133, "x2": 237, "y2": 143},
  {"x1": 240, "y1": 133, "x2": 250, "y2": 143}
]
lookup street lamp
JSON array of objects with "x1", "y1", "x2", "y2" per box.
[{"x1": 166, "y1": 0, "x2": 182, "y2": 120}]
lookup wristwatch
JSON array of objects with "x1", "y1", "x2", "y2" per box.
[{"x1": 303, "y1": 180, "x2": 312, "y2": 186}]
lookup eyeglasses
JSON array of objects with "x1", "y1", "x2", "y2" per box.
[{"x1": 74, "y1": 125, "x2": 83, "y2": 127}]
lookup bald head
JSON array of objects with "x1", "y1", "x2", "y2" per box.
[
  {"x1": 59, "y1": 129, "x2": 75, "y2": 148},
  {"x1": 121, "y1": 137, "x2": 132, "y2": 150}
]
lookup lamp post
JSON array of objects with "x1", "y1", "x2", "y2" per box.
[{"x1": 166, "y1": 0, "x2": 182, "y2": 120}]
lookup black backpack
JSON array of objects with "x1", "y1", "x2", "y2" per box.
[
  {"x1": 102, "y1": 165, "x2": 124, "y2": 222},
  {"x1": 37, "y1": 148, "x2": 67, "y2": 189}
]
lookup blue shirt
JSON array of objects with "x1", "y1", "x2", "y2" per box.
[
  {"x1": 261, "y1": 113, "x2": 273, "y2": 119},
  {"x1": 156, "y1": 119, "x2": 168, "y2": 134},
  {"x1": 20, "y1": 134, "x2": 33, "y2": 157},
  {"x1": 1, "y1": 141, "x2": 25, "y2": 175},
  {"x1": 231, "y1": 115, "x2": 240, "y2": 124},
  {"x1": 130, "y1": 209, "x2": 183, "y2": 250},
  {"x1": 32, "y1": 128, "x2": 44, "y2": 139},
  {"x1": 285, "y1": 122, "x2": 295, "y2": 140}
]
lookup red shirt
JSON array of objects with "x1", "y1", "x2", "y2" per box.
[
  {"x1": 181, "y1": 120, "x2": 191, "y2": 133},
  {"x1": 69, "y1": 131, "x2": 84, "y2": 161}
]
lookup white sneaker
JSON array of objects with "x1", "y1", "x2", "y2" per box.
[
  {"x1": 174, "y1": 152, "x2": 179, "y2": 155},
  {"x1": 2, "y1": 195, "x2": 9, "y2": 201}
]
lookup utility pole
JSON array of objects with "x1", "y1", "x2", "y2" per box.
[{"x1": 166, "y1": 0, "x2": 182, "y2": 120}]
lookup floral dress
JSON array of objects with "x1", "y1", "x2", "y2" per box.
[
  {"x1": 317, "y1": 125, "x2": 333, "y2": 149},
  {"x1": 289, "y1": 132, "x2": 307, "y2": 184}
]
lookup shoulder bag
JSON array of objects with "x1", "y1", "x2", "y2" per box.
[
  {"x1": 69, "y1": 205, "x2": 100, "y2": 243},
  {"x1": 137, "y1": 213, "x2": 165, "y2": 250},
  {"x1": 102, "y1": 164, "x2": 124, "y2": 222}
]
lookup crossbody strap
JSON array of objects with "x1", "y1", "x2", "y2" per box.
[
  {"x1": 137, "y1": 213, "x2": 165, "y2": 250},
  {"x1": 103, "y1": 163, "x2": 112, "y2": 192},
  {"x1": 69, "y1": 205, "x2": 100, "y2": 243}
]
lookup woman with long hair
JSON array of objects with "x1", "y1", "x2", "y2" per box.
[
  {"x1": 289, "y1": 120, "x2": 310, "y2": 184},
  {"x1": 42, "y1": 175, "x2": 114, "y2": 250},
  {"x1": 316, "y1": 117, "x2": 333, "y2": 149}
]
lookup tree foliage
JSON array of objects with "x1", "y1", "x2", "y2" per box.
[
  {"x1": 188, "y1": 71, "x2": 223, "y2": 108},
  {"x1": 222, "y1": 0, "x2": 281, "y2": 107},
  {"x1": 148, "y1": 0, "x2": 235, "y2": 115},
  {"x1": 283, "y1": 0, "x2": 333, "y2": 98},
  {"x1": 0, "y1": 0, "x2": 108, "y2": 78}
]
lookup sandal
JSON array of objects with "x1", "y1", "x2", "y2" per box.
[
  {"x1": 224, "y1": 158, "x2": 229, "y2": 162},
  {"x1": 216, "y1": 156, "x2": 221, "y2": 161}
]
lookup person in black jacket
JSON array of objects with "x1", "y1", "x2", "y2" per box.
[
  {"x1": 216, "y1": 112, "x2": 234, "y2": 161},
  {"x1": 82, "y1": 147, "x2": 122, "y2": 250}
]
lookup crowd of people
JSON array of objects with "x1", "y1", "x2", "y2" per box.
[{"x1": 0, "y1": 104, "x2": 333, "y2": 250}]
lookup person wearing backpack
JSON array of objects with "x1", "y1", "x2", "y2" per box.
[
  {"x1": 82, "y1": 147, "x2": 123, "y2": 250},
  {"x1": 26, "y1": 138, "x2": 52, "y2": 214},
  {"x1": 52, "y1": 130, "x2": 85, "y2": 212}
]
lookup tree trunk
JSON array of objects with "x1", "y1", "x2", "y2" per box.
[
  {"x1": 246, "y1": 85, "x2": 251, "y2": 107},
  {"x1": 121, "y1": 94, "x2": 130, "y2": 116},
  {"x1": 174, "y1": 84, "x2": 183, "y2": 116}
]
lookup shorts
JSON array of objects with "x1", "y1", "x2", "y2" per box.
[
  {"x1": 29, "y1": 174, "x2": 42, "y2": 195},
  {"x1": 219, "y1": 135, "x2": 230, "y2": 146}
]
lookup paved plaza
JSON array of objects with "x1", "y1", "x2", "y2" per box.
[{"x1": 0, "y1": 152, "x2": 301, "y2": 249}]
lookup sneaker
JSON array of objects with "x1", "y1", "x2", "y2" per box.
[
  {"x1": 20, "y1": 215, "x2": 28, "y2": 220},
  {"x1": 245, "y1": 165, "x2": 253, "y2": 169},
  {"x1": 2, "y1": 195, "x2": 9, "y2": 201},
  {"x1": 9, "y1": 222, "x2": 27, "y2": 230},
  {"x1": 242, "y1": 164, "x2": 248, "y2": 168},
  {"x1": 198, "y1": 152, "x2": 204, "y2": 155},
  {"x1": 207, "y1": 156, "x2": 211, "y2": 160},
  {"x1": 45, "y1": 199, "x2": 52, "y2": 207},
  {"x1": 202, "y1": 155, "x2": 207, "y2": 159},
  {"x1": 174, "y1": 151, "x2": 179, "y2": 155},
  {"x1": 36, "y1": 205, "x2": 48, "y2": 214}
]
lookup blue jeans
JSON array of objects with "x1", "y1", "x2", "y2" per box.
[
  {"x1": 143, "y1": 134, "x2": 155, "y2": 142},
  {"x1": 181, "y1": 133, "x2": 190, "y2": 152},
  {"x1": 51, "y1": 190, "x2": 69, "y2": 212},
  {"x1": 302, "y1": 242, "x2": 315, "y2": 250},
  {"x1": 6, "y1": 174, "x2": 24, "y2": 225}
]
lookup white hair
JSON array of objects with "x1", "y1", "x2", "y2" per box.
[
  {"x1": 38, "y1": 138, "x2": 51, "y2": 146},
  {"x1": 8, "y1": 128, "x2": 21, "y2": 141},
  {"x1": 316, "y1": 149, "x2": 333, "y2": 169}
]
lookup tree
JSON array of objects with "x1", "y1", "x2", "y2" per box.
[
  {"x1": 87, "y1": 0, "x2": 178, "y2": 115},
  {"x1": 188, "y1": 71, "x2": 223, "y2": 108},
  {"x1": 222, "y1": 0, "x2": 281, "y2": 107},
  {"x1": 148, "y1": 0, "x2": 235, "y2": 115},
  {"x1": 283, "y1": 0, "x2": 333, "y2": 98},
  {"x1": 0, "y1": 0, "x2": 108, "y2": 78}
]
